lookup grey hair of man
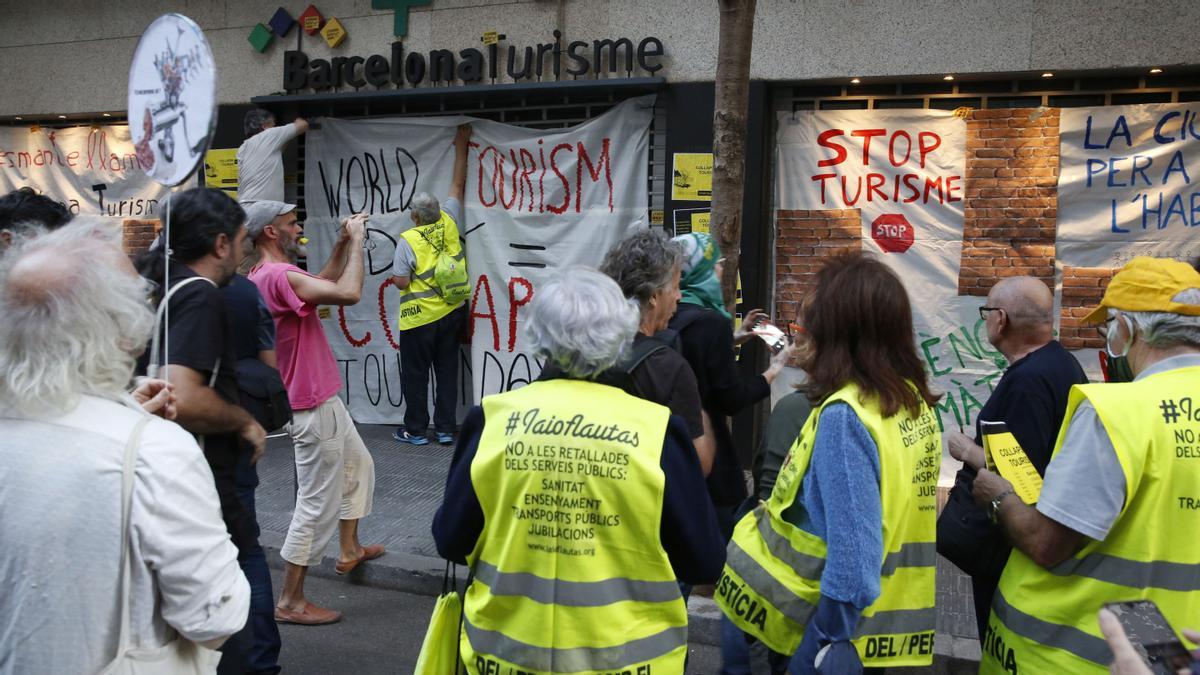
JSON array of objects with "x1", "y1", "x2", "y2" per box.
[
  {"x1": 243, "y1": 108, "x2": 275, "y2": 138},
  {"x1": 0, "y1": 216, "x2": 154, "y2": 416},
  {"x1": 410, "y1": 192, "x2": 441, "y2": 226},
  {"x1": 524, "y1": 266, "x2": 639, "y2": 380},
  {"x1": 1120, "y1": 287, "x2": 1200, "y2": 349},
  {"x1": 598, "y1": 228, "x2": 681, "y2": 312}
]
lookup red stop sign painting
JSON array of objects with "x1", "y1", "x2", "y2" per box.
[{"x1": 871, "y1": 214, "x2": 915, "y2": 253}]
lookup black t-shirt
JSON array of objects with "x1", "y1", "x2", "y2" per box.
[
  {"x1": 137, "y1": 261, "x2": 252, "y2": 551},
  {"x1": 139, "y1": 261, "x2": 240, "y2": 406},
  {"x1": 221, "y1": 274, "x2": 268, "y2": 362},
  {"x1": 947, "y1": 340, "x2": 1088, "y2": 586},
  {"x1": 971, "y1": 340, "x2": 1088, "y2": 473}
]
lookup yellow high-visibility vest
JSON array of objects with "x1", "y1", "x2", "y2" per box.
[
  {"x1": 398, "y1": 209, "x2": 465, "y2": 330},
  {"x1": 463, "y1": 378, "x2": 688, "y2": 674},
  {"x1": 715, "y1": 382, "x2": 941, "y2": 667},
  {"x1": 981, "y1": 366, "x2": 1200, "y2": 674}
]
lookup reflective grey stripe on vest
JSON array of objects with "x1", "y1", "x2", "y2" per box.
[
  {"x1": 474, "y1": 560, "x2": 682, "y2": 606},
  {"x1": 725, "y1": 539, "x2": 817, "y2": 627},
  {"x1": 853, "y1": 607, "x2": 936, "y2": 638},
  {"x1": 399, "y1": 288, "x2": 441, "y2": 303},
  {"x1": 1049, "y1": 553, "x2": 1200, "y2": 592},
  {"x1": 880, "y1": 542, "x2": 937, "y2": 577},
  {"x1": 464, "y1": 616, "x2": 686, "y2": 672},
  {"x1": 753, "y1": 508, "x2": 825, "y2": 580},
  {"x1": 991, "y1": 590, "x2": 1111, "y2": 665}
]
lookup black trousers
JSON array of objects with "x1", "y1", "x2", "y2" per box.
[{"x1": 400, "y1": 305, "x2": 466, "y2": 435}]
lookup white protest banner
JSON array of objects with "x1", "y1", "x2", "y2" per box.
[
  {"x1": 305, "y1": 95, "x2": 654, "y2": 424},
  {"x1": 0, "y1": 125, "x2": 171, "y2": 219},
  {"x1": 776, "y1": 109, "x2": 967, "y2": 299},
  {"x1": 774, "y1": 109, "x2": 999, "y2": 434},
  {"x1": 1057, "y1": 103, "x2": 1200, "y2": 268}
]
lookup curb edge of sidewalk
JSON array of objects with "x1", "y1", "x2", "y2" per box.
[
  {"x1": 261, "y1": 536, "x2": 727, "y2": 646},
  {"x1": 261, "y1": 536, "x2": 981, "y2": 667}
]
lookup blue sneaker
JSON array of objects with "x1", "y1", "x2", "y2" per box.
[
  {"x1": 393, "y1": 428, "x2": 429, "y2": 445},
  {"x1": 436, "y1": 432, "x2": 454, "y2": 445}
]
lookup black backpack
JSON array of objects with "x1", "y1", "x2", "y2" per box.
[{"x1": 234, "y1": 357, "x2": 293, "y2": 432}]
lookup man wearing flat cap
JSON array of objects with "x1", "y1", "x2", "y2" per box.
[{"x1": 968, "y1": 257, "x2": 1200, "y2": 674}]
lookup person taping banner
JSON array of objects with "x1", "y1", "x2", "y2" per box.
[{"x1": 391, "y1": 125, "x2": 473, "y2": 446}]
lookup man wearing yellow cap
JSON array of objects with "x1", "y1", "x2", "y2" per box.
[{"x1": 967, "y1": 257, "x2": 1200, "y2": 673}]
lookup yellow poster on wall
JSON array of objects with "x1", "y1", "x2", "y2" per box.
[
  {"x1": 691, "y1": 211, "x2": 711, "y2": 234},
  {"x1": 672, "y1": 152, "x2": 713, "y2": 201},
  {"x1": 204, "y1": 148, "x2": 238, "y2": 199}
]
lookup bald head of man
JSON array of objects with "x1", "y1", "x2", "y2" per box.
[{"x1": 983, "y1": 276, "x2": 1055, "y2": 361}]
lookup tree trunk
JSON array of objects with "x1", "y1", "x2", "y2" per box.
[{"x1": 711, "y1": 0, "x2": 756, "y2": 313}]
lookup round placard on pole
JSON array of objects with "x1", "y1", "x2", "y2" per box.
[{"x1": 127, "y1": 14, "x2": 217, "y2": 187}]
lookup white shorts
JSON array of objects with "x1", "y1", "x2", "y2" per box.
[{"x1": 279, "y1": 395, "x2": 376, "y2": 567}]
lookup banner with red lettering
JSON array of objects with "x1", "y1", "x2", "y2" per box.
[
  {"x1": 773, "y1": 110, "x2": 1001, "y2": 438},
  {"x1": 1058, "y1": 103, "x2": 1200, "y2": 268},
  {"x1": 305, "y1": 95, "x2": 654, "y2": 424},
  {"x1": 776, "y1": 109, "x2": 967, "y2": 293},
  {"x1": 0, "y1": 125, "x2": 171, "y2": 219}
]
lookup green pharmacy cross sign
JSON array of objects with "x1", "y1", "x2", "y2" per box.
[{"x1": 373, "y1": 0, "x2": 432, "y2": 37}]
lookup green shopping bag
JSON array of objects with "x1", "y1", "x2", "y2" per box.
[{"x1": 414, "y1": 562, "x2": 466, "y2": 675}]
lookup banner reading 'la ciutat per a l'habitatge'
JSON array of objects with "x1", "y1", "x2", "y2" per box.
[
  {"x1": 1057, "y1": 102, "x2": 1200, "y2": 268},
  {"x1": 304, "y1": 95, "x2": 654, "y2": 424}
]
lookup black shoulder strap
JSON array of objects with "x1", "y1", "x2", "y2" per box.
[{"x1": 622, "y1": 336, "x2": 670, "y2": 375}]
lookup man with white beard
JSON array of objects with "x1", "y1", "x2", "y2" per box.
[{"x1": 245, "y1": 201, "x2": 381, "y2": 625}]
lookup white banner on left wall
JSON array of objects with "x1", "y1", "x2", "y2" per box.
[{"x1": 0, "y1": 125, "x2": 173, "y2": 221}]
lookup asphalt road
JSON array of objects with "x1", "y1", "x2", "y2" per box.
[{"x1": 271, "y1": 569, "x2": 723, "y2": 674}]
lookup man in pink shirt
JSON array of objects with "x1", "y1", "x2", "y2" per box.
[{"x1": 246, "y1": 201, "x2": 380, "y2": 625}]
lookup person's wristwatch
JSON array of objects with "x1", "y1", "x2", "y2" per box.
[{"x1": 988, "y1": 489, "x2": 1016, "y2": 523}]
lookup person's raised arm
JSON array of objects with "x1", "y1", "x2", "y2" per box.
[
  {"x1": 293, "y1": 117, "x2": 309, "y2": 135},
  {"x1": 317, "y1": 213, "x2": 367, "y2": 280},
  {"x1": 449, "y1": 124, "x2": 472, "y2": 204},
  {"x1": 289, "y1": 215, "x2": 366, "y2": 306}
]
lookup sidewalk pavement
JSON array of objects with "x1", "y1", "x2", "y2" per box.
[{"x1": 255, "y1": 423, "x2": 982, "y2": 672}]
